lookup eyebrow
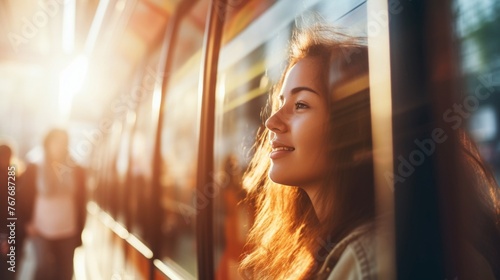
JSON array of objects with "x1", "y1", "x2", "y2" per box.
[{"x1": 279, "y1": 86, "x2": 319, "y2": 101}]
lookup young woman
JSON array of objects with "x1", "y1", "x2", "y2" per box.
[
  {"x1": 20, "y1": 129, "x2": 87, "y2": 280},
  {"x1": 239, "y1": 24, "x2": 500, "y2": 279}
]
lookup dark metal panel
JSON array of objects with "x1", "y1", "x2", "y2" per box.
[
  {"x1": 389, "y1": 0, "x2": 469, "y2": 278},
  {"x1": 390, "y1": 0, "x2": 444, "y2": 277}
]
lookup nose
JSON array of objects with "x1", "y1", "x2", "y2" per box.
[{"x1": 265, "y1": 110, "x2": 287, "y2": 134}]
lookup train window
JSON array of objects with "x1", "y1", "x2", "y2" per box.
[
  {"x1": 455, "y1": 0, "x2": 500, "y2": 179},
  {"x1": 89, "y1": 114, "x2": 126, "y2": 220},
  {"x1": 213, "y1": 0, "x2": 369, "y2": 278},
  {"x1": 98, "y1": 133, "x2": 116, "y2": 211},
  {"x1": 88, "y1": 132, "x2": 108, "y2": 209},
  {"x1": 112, "y1": 110, "x2": 135, "y2": 223},
  {"x1": 126, "y1": 55, "x2": 160, "y2": 247},
  {"x1": 158, "y1": 0, "x2": 211, "y2": 277},
  {"x1": 221, "y1": 1, "x2": 277, "y2": 44}
]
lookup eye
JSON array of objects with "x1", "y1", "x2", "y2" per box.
[{"x1": 294, "y1": 101, "x2": 309, "y2": 110}]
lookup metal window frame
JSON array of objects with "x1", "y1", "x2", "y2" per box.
[
  {"x1": 151, "y1": 1, "x2": 199, "y2": 279},
  {"x1": 387, "y1": 0, "x2": 466, "y2": 278},
  {"x1": 195, "y1": 0, "x2": 227, "y2": 279}
]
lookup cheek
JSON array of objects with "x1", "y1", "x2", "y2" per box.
[
  {"x1": 300, "y1": 122, "x2": 331, "y2": 171},
  {"x1": 301, "y1": 120, "x2": 329, "y2": 150}
]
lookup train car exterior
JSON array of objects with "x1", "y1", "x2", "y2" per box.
[
  {"x1": 84, "y1": 1, "x2": 373, "y2": 279},
  {"x1": 81, "y1": 0, "x2": 500, "y2": 279}
]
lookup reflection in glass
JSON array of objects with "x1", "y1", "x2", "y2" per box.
[{"x1": 455, "y1": 0, "x2": 500, "y2": 179}]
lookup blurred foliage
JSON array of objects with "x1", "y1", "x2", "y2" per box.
[{"x1": 464, "y1": 1, "x2": 500, "y2": 70}]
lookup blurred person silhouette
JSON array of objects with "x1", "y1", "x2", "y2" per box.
[
  {"x1": 1, "y1": 143, "x2": 26, "y2": 280},
  {"x1": 238, "y1": 23, "x2": 500, "y2": 279},
  {"x1": 19, "y1": 128, "x2": 87, "y2": 280}
]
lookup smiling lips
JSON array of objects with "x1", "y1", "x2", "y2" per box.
[
  {"x1": 270, "y1": 142, "x2": 295, "y2": 159},
  {"x1": 272, "y1": 146, "x2": 295, "y2": 152}
]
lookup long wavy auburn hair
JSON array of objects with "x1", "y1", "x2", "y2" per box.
[{"x1": 238, "y1": 24, "x2": 375, "y2": 279}]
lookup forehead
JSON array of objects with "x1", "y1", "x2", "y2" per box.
[{"x1": 280, "y1": 57, "x2": 324, "y2": 96}]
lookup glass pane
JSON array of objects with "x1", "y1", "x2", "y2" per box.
[
  {"x1": 455, "y1": 0, "x2": 500, "y2": 179},
  {"x1": 158, "y1": 0, "x2": 210, "y2": 277},
  {"x1": 116, "y1": 114, "x2": 135, "y2": 222},
  {"x1": 213, "y1": 0, "x2": 368, "y2": 278},
  {"x1": 127, "y1": 59, "x2": 158, "y2": 246}
]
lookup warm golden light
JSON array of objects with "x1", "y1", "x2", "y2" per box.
[
  {"x1": 367, "y1": 0, "x2": 395, "y2": 279},
  {"x1": 58, "y1": 55, "x2": 89, "y2": 118}
]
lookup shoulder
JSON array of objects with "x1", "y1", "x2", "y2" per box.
[{"x1": 318, "y1": 223, "x2": 377, "y2": 280}]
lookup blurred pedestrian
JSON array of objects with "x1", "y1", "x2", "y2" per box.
[{"x1": 19, "y1": 129, "x2": 86, "y2": 280}]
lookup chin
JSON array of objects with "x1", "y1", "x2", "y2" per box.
[
  {"x1": 268, "y1": 172, "x2": 294, "y2": 186},
  {"x1": 268, "y1": 171, "x2": 284, "y2": 184}
]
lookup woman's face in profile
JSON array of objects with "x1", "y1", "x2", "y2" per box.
[{"x1": 266, "y1": 57, "x2": 330, "y2": 194}]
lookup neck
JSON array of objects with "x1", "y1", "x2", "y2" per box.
[{"x1": 301, "y1": 184, "x2": 325, "y2": 221}]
